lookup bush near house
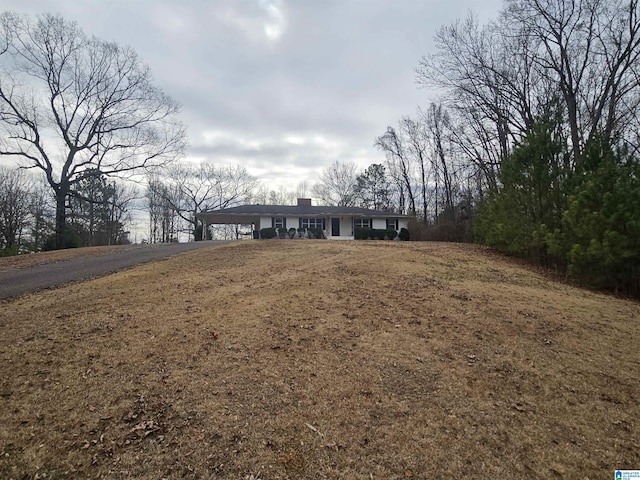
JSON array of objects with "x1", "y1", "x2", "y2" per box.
[
  {"x1": 259, "y1": 226, "x2": 403, "y2": 240},
  {"x1": 384, "y1": 228, "x2": 399, "y2": 240},
  {"x1": 355, "y1": 228, "x2": 401, "y2": 240},
  {"x1": 259, "y1": 227, "x2": 325, "y2": 239},
  {"x1": 259, "y1": 227, "x2": 277, "y2": 239},
  {"x1": 354, "y1": 228, "x2": 370, "y2": 240},
  {"x1": 308, "y1": 228, "x2": 325, "y2": 239}
]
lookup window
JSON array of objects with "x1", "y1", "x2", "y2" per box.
[
  {"x1": 386, "y1": 218, "x2": 398, "y2": 230},
  {"x1": 273, "y1": 217, "x2": 285, "y2": 228},
  {"x1": 354, "y1": 219, "x2": 371, "y2": 229},
  {"x1": 300, "y1": 218, "x2": 325, "y2": 229}
]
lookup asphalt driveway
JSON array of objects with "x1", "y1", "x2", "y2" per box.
[{"x1": 0, "y1": 241, "x2": 230, "y2": 301}]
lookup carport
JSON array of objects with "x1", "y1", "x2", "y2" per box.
[{"x1": 196, "y1": 211, "x2": 261, "y2": 240}]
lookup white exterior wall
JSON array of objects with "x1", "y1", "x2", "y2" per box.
[
  {"x1": 286, "y1": 217, "x2": 299, "y2": 230},
  {"x1": 327, "y1": 216, "x2": 353, "y2": 237},
  {"x1": 374, "y1": 217, "x2": 407, "y2": 230},
  {"x1": 341, "y1": 217, "x2": 353, "y2": 236},
  {"x1": 259, "y1": 216, "x2": 272, "y2": 229},
  {"x1": 259, "y1": 214, "x2": 408, "y2": 236},
  {"x1": 259, "y1": 216, "x2": 300, "y2": 230},
  {"x1": 371, "y1": 218, "x2": 387, "y2": 230}
]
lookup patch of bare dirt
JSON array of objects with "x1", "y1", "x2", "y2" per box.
[{"x1": 0, "y1": 240, "x2": 638, "y2": 479}]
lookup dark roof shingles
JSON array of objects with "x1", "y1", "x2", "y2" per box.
[{"x1": 200, "y1": 204, "x2": 403, "y2": 217}]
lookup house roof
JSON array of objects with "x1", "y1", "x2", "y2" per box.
[{"x1": 196, "y1": 203, "x2": 407, "y2": 225}]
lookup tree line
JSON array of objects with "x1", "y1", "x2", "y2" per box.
[
  {"x1": 0, "y1": 12, "x2": 407, "y2": 250},
  {"x1": 0, "y1": 10, "x2": 486, "y2": 253},
  {"x1": 3, "y1": 4, "x2": 639, "y2": 295},
  {"x1": 397, "y1": 0, "x2": 640, "y2": 294},
  {"x1": 0, "y1": 12, "x2": 186, "y2": 250},
  {"x1": 0, "y1": 166, "x2": 134, "y2": 253},
  {"x1": 0, "y1": 156, "x2": 416, "y2": 251}
]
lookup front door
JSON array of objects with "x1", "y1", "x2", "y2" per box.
[{"x1": 331, "y1": 218, "x2": 340, "y2": 236}]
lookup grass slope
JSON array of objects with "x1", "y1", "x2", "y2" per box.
[{"x1": 0, "y1": 241, "x2": 638, "y2": 479}]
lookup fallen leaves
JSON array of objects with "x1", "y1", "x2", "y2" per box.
[{"x1": 129, "y1": 419, "x2": 161, "y2": 438}]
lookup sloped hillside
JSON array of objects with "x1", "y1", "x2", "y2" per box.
[{"x1": 1, "y1": 241, "x2": 638, "y2": 479}]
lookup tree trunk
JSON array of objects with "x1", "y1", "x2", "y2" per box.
[
  {"x1": 191, "y1": 214, "x2": 198, "y2": 241},
  {"x1": 54, "y1": 184, "x2": 69, "y2": 249}
]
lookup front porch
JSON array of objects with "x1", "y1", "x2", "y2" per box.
[{"x1": 327, "y1": 235, "x2": 355, "y2": 241}]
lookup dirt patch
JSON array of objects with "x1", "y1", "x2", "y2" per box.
[{"x1": 0, "y1": 241, "x2": 638, "y2": 479}]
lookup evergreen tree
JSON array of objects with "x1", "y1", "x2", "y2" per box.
[
  {"x1": 548, "y1": 139, "x2": 640, "y2": 294},
  {"x1": 67, "y1": 172, "x2": 131, "y2": 246},
  {"x1": 475, "y1": 118, "x2": 569, "y2": 259},
  {"x1": 354, "y1": 164, "x2": 392, "y2": 211}
]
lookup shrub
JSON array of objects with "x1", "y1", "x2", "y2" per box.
[
  {"x1": 277, "y1": 227, "x2": 288, "y2": 239},
  {"x1": 385, "y1": 229, "x2": 399, "y2": 240},
  {"x1": 309, "y1": 227, "x2": 325, "y2": 239},
  {"x1": 399, "y1": 227, "x2": 410, "y2": 241},
  {"x1": 407, "y1": 218, "x2": 469, "y2": 242},
  {"x1": 355, "y1": 227, "x2": 399, "y2": 240},
  {"x1": 259, "y1": 227, "x2": 277, "y2": 239},
  {"x1": 0, "y1": 245, "x2": 19, "y2": 257},
  {"x1": 355, "y1": 227, "x2": 372, "y2": 240},
  {"x1": 43, "y1": 230, "x2": 82, "y2": 250}
]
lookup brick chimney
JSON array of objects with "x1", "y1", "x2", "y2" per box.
[{"x1": 297, "y1": 198, "x2": 312, "y2": 207}]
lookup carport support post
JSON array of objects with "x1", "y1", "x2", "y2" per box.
[{"x1": 202, "y1": 220, "x2": 207, "y2": 240}]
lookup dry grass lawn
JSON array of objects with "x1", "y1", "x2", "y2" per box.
[
  {"x1": 0, "y1": 240, "x2": 638, "y2": 479},
  {"x1": 0, "y1": 244, "x2": 133, "y2": 271}
]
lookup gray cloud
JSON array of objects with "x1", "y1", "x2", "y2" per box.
[{"x1": 0, "y1": 0, "x2": 504, "y2": 188}]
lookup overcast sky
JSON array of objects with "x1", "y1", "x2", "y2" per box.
[{"x1": 1, "y1": 0, "x2": 504, "y2": 192}]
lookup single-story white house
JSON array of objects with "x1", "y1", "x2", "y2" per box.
[{"x1": 196, "y1": 198, "x2": 409, "y2": 240}]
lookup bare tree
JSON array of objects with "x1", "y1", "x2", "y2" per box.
[
  {"x1": 268, "y1": 186, "x2": 297, "y2": 206},
  {"x1": 294, "y1": 180, "x2": 310, "y2": 199},
  {"x1": 418, "y1": 1, "x2": 640, "y2": 167},
  {"x1": 375, "y1": 127, "x2": 417, "y2": 215},
  {"x1": 0, "y1": 13, "x2": 186, "y2": 249},
  {"x1": 164, "y1": 162, "x2": 257, "y2": 240},
  {"x1": 27, "y1": 175, "x2": 54, "y2": 252},
  {"x1": 0, "y1": 166, "x2": 32, "y2": 251},
  {"x1": 532, "y1": 0, "x2": 638, "y2": 158},
  {"x1": 108, "y1": 181, "x2": 137, "y2": 244},
  {"x1": 311, "y1": 160, "x2": 358, "y2": 207},
  {"x1": 416, "y1": 13, "x2": 531, "y2": 179},
  {"x1": 250, "y1": 184, "x2": 269, "y2": 205},
  {"x1": 400, "y1": 116, "x2": 431, "y2": 221},
  {"x1": 146, "y1": 176, "x2": 180, "y2": 243},
  {"x1": 424, "y1": 104, "x2": 459, "y2": 221},
  {"x1": 252, "y1": 181, "x2": 310, "y2": 206}
]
